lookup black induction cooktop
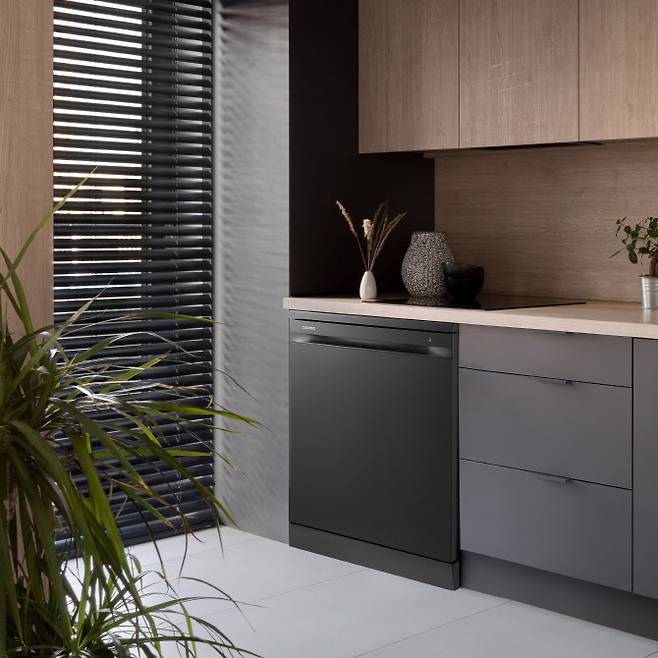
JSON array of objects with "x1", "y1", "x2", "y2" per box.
[{"x1": 374, "y1": 294, "x2": 586, "y2": 311}]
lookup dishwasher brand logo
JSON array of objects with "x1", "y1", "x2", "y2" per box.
[{"x1": 300, "y1": 325, "x2": 317, "y2": 332}]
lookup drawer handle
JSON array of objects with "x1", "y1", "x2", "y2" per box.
[
  {"x1": 526, "y1": 375, "x2": 574, "y2": 385},
  {"x1": 537, "y1": 473, "x2": 573, "y2": 485}
]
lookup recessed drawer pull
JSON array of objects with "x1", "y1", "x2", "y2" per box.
[
  {"x1": 537, "y1": 473, "x2": 573, "y2": 485},
  {"x1": 459, "y1": 326, "x2": 632, "y2": 387},
  {"x1": 525, "y1": 375, "x2": 574, "y2": 385},
  {"x1": 459, "y1": 460, "x2": 632, "y2": 590},
  {"x1": 459, "y1": 368, "x2": 632, "y2": 489}
]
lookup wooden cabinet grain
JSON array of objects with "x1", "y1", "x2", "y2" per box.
[
  {"x1": 580, "y1": 0, "x2": 658, "y2": 141},
  {"x1": 359, "y1": 0, "x2": 658, "y2": 152},
  {"x1": 459, "y1": 0, "x2": 579, "y2": 148},
  {"x1": 0, "y1": 0, "x2": 53, "y2": 329},
  {"x1": 358, "y1": 0, "x2": 459, "y2": 153}
]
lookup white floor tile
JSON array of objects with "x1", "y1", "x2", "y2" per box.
[
  {"x1": 144, "y1": 533, "x2": 363, "y2": 617},
  {"x1": 115, "y1": 529, "x2": 658, "y2": 658},
  {"x1": 359, "y1": 600, "x2": 658, "y2": 658},
  {"x1": 189, "y1": 569, "x2": 505, "y2": 658},
  {"x1": 127, "y1": 526, "x2": 260, "y2": 569}
]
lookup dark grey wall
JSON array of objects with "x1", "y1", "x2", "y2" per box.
[
  {"x1": 289, "y1": 0, "x2": 435, "y2": 296},
  {"x1": 214, "y1": 0, "x2": 290, "y2": 542}
]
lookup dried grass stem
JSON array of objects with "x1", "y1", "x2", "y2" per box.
[{"x1": 336, "y1": 200, "x2": 407, "y2": 272}]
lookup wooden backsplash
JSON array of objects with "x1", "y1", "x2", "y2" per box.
[{"x1": 434, "y1": 140, "x2": 658, "y2": 302}]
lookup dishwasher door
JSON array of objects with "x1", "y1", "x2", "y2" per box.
[{"x1": 290, "y1": 317, "x2": 457, "y2": 564}]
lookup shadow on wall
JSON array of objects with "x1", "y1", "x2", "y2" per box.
[
  {"x1": 214, "y1": 0, "x2": 290, "y2": 542},
  {"x1": 289, "y1": 0, "x2": 435, "y2": 297}
]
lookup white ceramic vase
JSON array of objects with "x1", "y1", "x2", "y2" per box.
[{"x1": 359, "y1": 270, "x2": 377, "y2": 301}]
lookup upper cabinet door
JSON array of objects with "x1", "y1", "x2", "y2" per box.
[
  {"x1": 580, "y1": 0, "x2": 658, "y2": 141},
  {"x1": 460, "y1": 0, "x2": 579, "y2": 148},
  {"x1": 358, "y1": 0, "x2": 459, "y2": 153}
]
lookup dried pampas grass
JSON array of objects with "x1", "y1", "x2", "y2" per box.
[{"x1": 335, "y1": 200, "x2": 407, "y2": 272}]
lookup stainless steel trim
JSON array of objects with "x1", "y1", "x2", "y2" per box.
[{"x1": 641, "y1": 276, "x2": 658, "y2": 310}]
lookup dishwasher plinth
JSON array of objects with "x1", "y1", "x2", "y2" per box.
[{"x1": 290, "y1": 522, "x2": 461, "y2": 589}]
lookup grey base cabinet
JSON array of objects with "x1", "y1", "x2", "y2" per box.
[
  {"x1": 460, "y1": 368, "x2": 632, "y2": 488},
  {"x1": 459, "y1": 325, "x2": 632, "y2": 386},
  {"x1": 459, "y1": 325, "x2": 634, "y2": 592},
  {"x1": 460, "y1": 460, "x2": 632, "y2": 591},
  {"x1": 633, "y1": 339, "x2": 658, "y2": 599}
]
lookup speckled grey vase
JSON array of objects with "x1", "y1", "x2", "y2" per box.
[{"x1": 401, "y1": 231, "x2": 454, "y2": 298}]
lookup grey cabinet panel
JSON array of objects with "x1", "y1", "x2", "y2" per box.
[
  {"x1": 460, "y1": 369, "x2": 632, "y2": 488},
  {"x1": 460, "y1": 460, "x2": 632, "y2": 591},
  {"x1": 633, "y1": 339, "x2": 658, "y2": 599},
  {"x1": 460, "y1": 325, "x2": 632, "y2": 386}
]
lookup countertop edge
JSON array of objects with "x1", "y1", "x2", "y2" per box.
[{"x1": 283, "y1": 297, "x2": 658, "y2": 340}]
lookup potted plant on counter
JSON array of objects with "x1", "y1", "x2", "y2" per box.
[{"x1": 613, "y1": 215, "x2": 658, "y2": 309}]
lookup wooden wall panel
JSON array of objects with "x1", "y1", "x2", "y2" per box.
[
  {"x1": 359, "y1": 0, "x2": 459, "y2": 153},
  {"x1": 580, "y1": 0, "x2": 658, "y2": 142},
  {"x1": 0, "y1": 0, "x2": 53, "y2": 329},
  {"x1": 460, "y1": 0, "x2": 578, "y2": 148},
  {"x1": 434, "y1": 141, "x2": 658, "y2": 302}
]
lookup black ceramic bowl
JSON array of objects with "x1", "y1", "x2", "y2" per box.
[{"x1": 442, "y1": 262, "x2": 485, "y2": 302}]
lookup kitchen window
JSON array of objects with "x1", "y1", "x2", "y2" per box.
[{"x1": 53, "y1": 0, "x2": 214, "y2": 545}]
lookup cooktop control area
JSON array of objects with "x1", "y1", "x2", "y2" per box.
[{"x1": 375, "y1": 294, "x2": 586, "y2": 312}]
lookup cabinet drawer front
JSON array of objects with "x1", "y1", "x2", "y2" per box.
[
  {"x1": 460, "y1": 460, "x2": 631, "y2": 591},
  {"x1": 459, "y1": 325, "x2": 631, "y2": 386},
  {"x1": 460, "y1": 369, "x2": 631, "y2": 488}
]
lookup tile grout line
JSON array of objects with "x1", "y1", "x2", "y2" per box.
[
  {"x1": 135, "y1": 534, "x2": 267, "y2": 569},
  {"x1": 249, "y1": 567, "x2": 368, "y2": 606},
  {"x1": 197, "y1": 566, "x2": 369, "y2": 619},
  {"x1": 352, "y1": 599, "x2": 513, "y2": 658},
  {"x1": 214, "y1": 535, "x2": 269, "y2": 555}
]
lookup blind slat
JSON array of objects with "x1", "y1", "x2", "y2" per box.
[
  {"x1": 54, "y1": 0, "x2": 214, "y2": 548},
  {"x1": 55, "y1": 1, "x2": 212, "y2": 31}
]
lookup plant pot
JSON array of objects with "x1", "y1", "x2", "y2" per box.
[
  {"x1": 359, "y1": 270, "x2": 377, "y2": 301},
  {"x1": 401, "y1": 231, "x2": 454, "y2": 298},
  {"x1": 641, "y1": 275, "x2": 658, "y2": 309}
]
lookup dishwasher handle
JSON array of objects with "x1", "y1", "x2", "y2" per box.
[
  {"x1": 291, "y1": 334, "x2": 453, "y2": 358},
  {"x1": 290, "y1": 319, "x2": 455, "y2": 358}
]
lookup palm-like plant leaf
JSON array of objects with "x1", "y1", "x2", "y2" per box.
[{"x1": 0, "y1": 193, "x2": 258, "y2": 656}]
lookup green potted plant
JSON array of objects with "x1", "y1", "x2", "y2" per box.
[
  {"x1": 613, "y1": 216, "x2": 658, "y2": 309},
  {"x1": 1, "y1": 184, "x2": 257, "y2": 656}
]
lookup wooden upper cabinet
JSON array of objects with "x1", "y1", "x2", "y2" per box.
[
  {"x1": 459, "y1": 0, "x2": 579, "y2": 148},
  {"x1": 580, "y1": 0, "x2": 658, "y2": 141},
  {"x1": 358, "y1": 0, "x2": 459, "y2": 153}
]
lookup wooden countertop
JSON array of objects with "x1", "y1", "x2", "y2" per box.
[{"x1": 283, "y1": 296, "x2": 658, "y2": 339}]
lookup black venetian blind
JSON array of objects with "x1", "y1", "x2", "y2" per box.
[{"x1": 53, "y1": 0, "x2": 215, "y2": 545}]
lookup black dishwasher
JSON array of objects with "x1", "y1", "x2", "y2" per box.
[{"x1": 289, "y1": 311, "x2": 459, "y2": 589}]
